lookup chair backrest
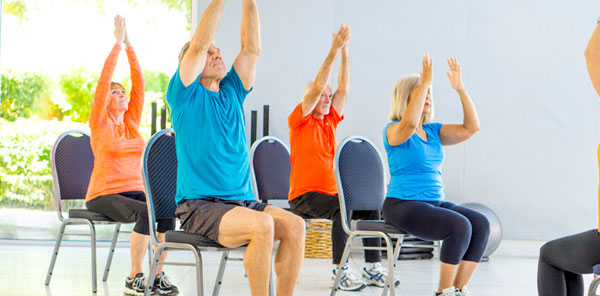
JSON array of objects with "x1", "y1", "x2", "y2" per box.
[
  {"x1": 143, "y1": 129, "x2": 178, "y2": 245},
  {"x1": 51, "y1": 130, "x2": 94, "y2": 219},
  {"x1": 250, "y1": 136, "x2": 291, "y2": 202},
  {"x1": 335, "y1": 136, "x2": 386, "y2": 231}
]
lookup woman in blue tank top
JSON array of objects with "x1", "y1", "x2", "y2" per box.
[{"x1": 382, "y1": 53, "x2": 487, "y2": 296}]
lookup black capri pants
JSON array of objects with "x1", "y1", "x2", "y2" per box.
[
  {"x1": 538, "y1": 229, "x2": 600, "y2": 296},
  {"x1": 382, "y1": 198, "x2": 489, "y2": 265},
  {"x1": 86, "y1": 191, "x2": 175, "y2": 235}
]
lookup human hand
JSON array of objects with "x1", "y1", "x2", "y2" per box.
[
  {"x1": 114, "y1": 15, "x2": 125, "y2": 45},
  {"x1": 446, "y1": 57, "x2": 465, "y2": 91},
  {"x1": 122, "y1": 17, "x2": 132, "y2": 48},
  {"x1": 419, "y1": 53, "x2": 433, "y2": 85},
  {"x1": 331, "y1": 24, "x2": 350, "y2": 52}
]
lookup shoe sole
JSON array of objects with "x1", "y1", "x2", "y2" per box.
[
  {"x1": 364, "y1": 279, "x2": 401, "y2": 288},
  {"x1": 336, "y1": 283, "x2": 367, "y2": 292},
  {"x1": 123, "y1": 287, "x2": 144, "y2": 296}
]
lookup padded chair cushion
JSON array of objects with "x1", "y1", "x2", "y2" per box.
[
  {"x1": 165, "y1": 230, "x2": 225, "y2": 248},
  {"x1": 352, "y1": 220, "x2": 406, "y2": 234},
  {"x1": 68, "y1": 209, "x2": 115, "y2": 221}
]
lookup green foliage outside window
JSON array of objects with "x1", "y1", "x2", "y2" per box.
[
  {"x1": 58, "y1": 69, "x2": 98, "y2": 123},
  {"x1": 0, "y1": 71, "x2": 51, "y2": 121}
]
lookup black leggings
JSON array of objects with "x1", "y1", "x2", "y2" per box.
[
  {"x1": 86, "y1": 191, "x2": 175, "y2": 235},
  {"x1": 290, "y1": 192, "x2": 382, "y2": 265},
  {"x1": 538, "y1": 229, "x2": 600, "y2": 296},
  {"x1": 382, "y1": 198, "x2": 489, "y2": 265}
]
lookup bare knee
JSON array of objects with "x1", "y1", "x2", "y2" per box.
[
  {"x1": 279, "y1": 214, "x2": 306, "y2": 246},
  {"x1": 250, "y1": 213, "x2": 275, "y2": 242}
]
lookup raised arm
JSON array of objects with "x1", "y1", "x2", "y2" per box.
[
  {"x1": 302, "y1": 24, "x2": 350, "y2": 117},
  {"x1": 332, "y1": 43, "x2": 350, "y2": 116},
  {"x1": 585, "y1": 22, "x2": 600, "y2": 97},
  {"x1": 89, "y1": 15, "x2": 124, "y2": 128},
  {"x1": 233, "y1": 0, "x2": 261, "y2": 90},
  {"x1": 439, "y1": 57, "x2": 480, "y2": 145},
  {"x1": 180, "y1": 0, "x2": 225, "y2": 87},
  {"x1": 387, "y1": 53, "x2": 433, "y2": 146},
  {"x1": 123, "y1": 19, "x2": 145, "y2": 127}
]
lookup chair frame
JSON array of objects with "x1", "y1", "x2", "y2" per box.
[
  {"x1": 142, "y1": 128, "x2": 259, "y2": 296},
  {"x1": 44, "y1": 130, "x2": 126, "y2": 293},
  {"x1": 330, "y1": 135, "x2": 436, "y2": 296}
]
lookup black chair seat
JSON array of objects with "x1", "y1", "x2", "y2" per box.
[
  {"x1": 165, "y1": 230, "x2": 225, "y2": 248},
  {"x1": 69, "y1": 209, "x2": 115, "y2": 222},
  {"x1": 353, "y1": 220, "x2": 406, "y2": 234}
]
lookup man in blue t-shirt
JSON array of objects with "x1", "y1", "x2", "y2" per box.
[{"x1": 166, "y1": 1, "x2": 306, "y2": 295}]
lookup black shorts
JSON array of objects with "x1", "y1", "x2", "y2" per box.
[{"x1": 174, "y1": 197, "x2": 268, "y2": 243}]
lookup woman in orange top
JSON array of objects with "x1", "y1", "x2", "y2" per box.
[
  {"x1": 84, "y1": 15, "x2": 177, "y2": 296},
  {"x1": 537, "y1": 19, "x2": 600, "y2": 296}
]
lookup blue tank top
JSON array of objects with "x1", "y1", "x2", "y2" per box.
[{"x1": 383, "y1": 121, "x2": 445, "y2": 202}]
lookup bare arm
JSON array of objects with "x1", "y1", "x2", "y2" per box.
[
  {"x1": 233, "y1": 0, "x2": 261, "y2": 91},
  {"x1": 387, "y1": 53, "x2": 433, "y2": 146},
  {"x1": 585, "y1": 22, "x2": 600, "y2": 97},
  {"x1": 332, "y1": 44, "x2": 350, "y2": 116},
  {"x1": 179, "y1": 0, "x2": 226, "y2": 87},
  {"x1": 302, "y1": 24, "x2": 350, "y2": 117},
  {"x1": 439, "y1": 57, "x2": 480, "y2": 145}
]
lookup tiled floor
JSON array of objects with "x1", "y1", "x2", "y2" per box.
[{"x1": 0, "y1": 240, "x2": 594, "y2": 295}]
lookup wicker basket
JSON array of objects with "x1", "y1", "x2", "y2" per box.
[{"x1": 304, "y1": 219, "x2": 332, "y2": 258}]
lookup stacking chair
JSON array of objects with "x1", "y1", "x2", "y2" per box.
[
  {"x1": 331, "y1": 136, "x2": 434, "y2": 296},
  {"x1": 589, "y1": 264, "x2": 600, "y2": 296},
  {"x1": 250, "y1": 136, "x2": 291, "y2": 206},
  {"x1": 143, "y1": 129, "x2": 271, "y2": 296},
  {"x1": 45, "y1": 130, "x2": 131, "y2": 293}
]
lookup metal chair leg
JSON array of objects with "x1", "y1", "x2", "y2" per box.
[
  {"x1": 212, "y1": 251, "x2": 229, "y2": 296},
  {"x1": 144, "y1": 245, "x2": 164, "y2": 296},
  {"x1": 192, "y1": 247, "x2": 205, "y2": 296},
  {"x1": 45, "y1": 221, "x2": 67, "y2": 285},
  {"x1": 103, "y1": 224, "x2": 121, "y2": 281},
  {"x1": 268, "y1": 270, "x2": 274, "y2": 296},
  {"x1": 330, "y1": 234, "x2": 356, "y2": 296},
  {"x1": 87, "y1": 221, "x2": 98, "y2": 293},
  {"x1": 382, "y1": 235, "x2": 396, "y2": 296}
]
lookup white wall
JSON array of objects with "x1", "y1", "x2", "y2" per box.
[{"x1": 196, "y1": 0, "x2": 600, "y2": 240}]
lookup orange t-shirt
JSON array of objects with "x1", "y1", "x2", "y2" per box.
[
  {"x1": 288, "y1": 103, "x2": 344, "y2": 200},
  {"x1": 85, "y1": 44, "x2": 145, "y2": 202}
]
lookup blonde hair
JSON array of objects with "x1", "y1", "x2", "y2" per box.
[
  {"x1": 110, "y1": 82, "x2": 126, "y2": 92},
  {"x1": 389, "y1": 73, "x2": 434, "y2": 124}
]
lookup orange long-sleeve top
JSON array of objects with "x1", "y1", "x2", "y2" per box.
[{"x1": 85, "y1": 43, "x2": 145, "y2": 202}]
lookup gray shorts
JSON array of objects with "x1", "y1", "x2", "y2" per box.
[{"x1": 174, "y1": 197, "x2": 268, "y2": 243}]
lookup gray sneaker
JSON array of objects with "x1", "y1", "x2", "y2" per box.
[
  {"x1": 331, "y1": 264, "x2": 367, "y2": 291},
  {"x1": 124, "y1": 273, "x2": 146, "y2": 296},
  {"x1": 435, "y1": 286, "x2": 458, "y2": 296}
]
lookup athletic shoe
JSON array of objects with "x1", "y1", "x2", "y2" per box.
[
  {"x1": 124, "y1": 273, "x2": 146, "y2": 296},
  {"x1": 435, "y1": 286, "x2": 458, "y2": 296},
  {"x1": 152, "y1": 272, "x2": 179, "y2": 295},
  {"x1": 331, "y1": 264, "x2": 367, "y2": 291},
  {"x1": 456, "y1": 285, "x2": 472, "y2": 296},
  {"x1": 362, "y1": 263, "x2": 400, "y2": 287}
]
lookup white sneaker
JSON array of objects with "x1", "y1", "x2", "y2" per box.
[
  {"x1": 361, "y1": 263, "x2": 400, "y2": 287},
  {"x1": 456, "y1": 285, "x2": 472, "y2": 296},
  {"x1": 435, "y1": 286, "x2": 458, "y2": 296},
  {"x1": 331, "y1": 264, "x2": 367, "y2": 291}
]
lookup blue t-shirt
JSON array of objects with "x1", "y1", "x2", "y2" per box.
[
  {"x1": 383, "y1": 121, "x2": 445, "y2": 202},
  {"x1": 166, "y1": 67, "x2": 254, "y2": 204}
]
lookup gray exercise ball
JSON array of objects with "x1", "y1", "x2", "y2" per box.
[{"x1": 459, "y1": 202, "x2": 502, "y2": 260}]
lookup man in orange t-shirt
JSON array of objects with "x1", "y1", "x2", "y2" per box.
[{"x1": 287, "y1": 25, "x2": 398, "y2": 291}]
